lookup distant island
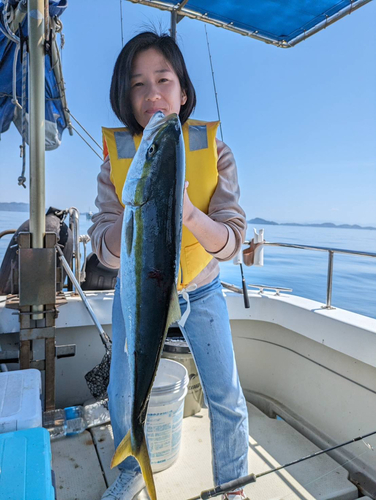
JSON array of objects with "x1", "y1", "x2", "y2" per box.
[
  {"x1": 248, "y1": 217, "x2": 376, "y2": 231},
  {"x1": 0, "y1": 202, "x2": 29, "y2": 212},
  {"x1": 0, "y1": 204, "x2": 374, "y2": 230},
  {"x1": 0, "y1": 203, "x2": 92, "y2": 218}
]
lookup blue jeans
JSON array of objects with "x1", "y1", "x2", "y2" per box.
[{"x1": 108, "y1": 275, "x2": 249, "y2": 486}]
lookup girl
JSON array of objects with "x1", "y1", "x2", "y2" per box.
[{"x1": 88, "y1": 31, "x2": 249, "y2": 500}]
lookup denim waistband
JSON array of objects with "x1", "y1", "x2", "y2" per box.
[{"x1": 115, "y1": 274, "x2": 221, "y2": 299}]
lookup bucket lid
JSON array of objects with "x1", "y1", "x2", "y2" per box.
[
  {"x1": 151, "y1": 358, "x2": 189, "y2": 395},
  {"x1": 163, "y1": 337, "x2": 190, "y2": 354}
]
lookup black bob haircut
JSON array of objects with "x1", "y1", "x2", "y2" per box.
[{"x1": 110, "y1": 31, "x2": 196, "y2": 136}]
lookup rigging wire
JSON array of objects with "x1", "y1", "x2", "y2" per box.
[
  {"x1": 204, "y1": 25, "x2": 223, "y2": 141},
  {"x1": 69, "y1": 124, "x2": 103, "y2": 161},
  {"x1": 204, "y1": 24, "x2": 250, "y2": 307},
  {"x1": 67, "y1": 110, "x2": 103, "y2": 152},
  {"x1": 120, "y1": 0, "x2": 124, "y2": 47}
]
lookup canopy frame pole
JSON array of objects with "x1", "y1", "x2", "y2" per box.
[
  {"x1": 170, "y1": 0, "x2": 189, "y2": 40},
  {"x1": 170, "y1": 10, "x2": 177, "y2": 40},
  {"x1": 136, "y1": 0, "x2": 372, "y2": 48},
  {"x1": 28, "y1": 0, "x2": 46, "y2": 319}
]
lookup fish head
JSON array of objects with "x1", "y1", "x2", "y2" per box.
[
  {"x1": 122, "y1": 111, "x2": 185, "y2": 208},
  {"x1": 144, "y1": 112, "x2": 182, "y2": 171}
]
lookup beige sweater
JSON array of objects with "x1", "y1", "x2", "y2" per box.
[{"x1": 88, "y1": 138, "x2": 247, "y2": 289}]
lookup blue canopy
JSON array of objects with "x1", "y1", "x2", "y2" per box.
[
  {"x1": 129, "y1": 0, "x2": 372, "y2": 47},
  {"x1": 0, "y1": 0, "x2": 69, "y2": 149},
  {"x1": 0, "y1": 0, "x2": 372, "y2": 150}
]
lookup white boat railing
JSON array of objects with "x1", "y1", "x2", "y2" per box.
[{"x1": 244, "y1": 240, "x2": 376, "y2": 309}]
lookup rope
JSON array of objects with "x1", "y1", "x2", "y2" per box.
[
  {"x1": 18, "y1": 42, "x2": 27, "y2": 189},
  {"x1": 2, "y1": 0, "x2": 27, "y2": 187},
  {"x1": 0, "y1": 0, "x2": 19, "y2": 44},
  {"x1": 12, "y1": 43, "x2": 22, "y2": 110}
]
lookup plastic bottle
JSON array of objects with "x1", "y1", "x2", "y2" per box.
[
  {"x1": 43, "y1": 400, "x2": 110, "y2": 439},
  {"x1": 83, "y1": 399, "x2": 111, "y2": 428}
]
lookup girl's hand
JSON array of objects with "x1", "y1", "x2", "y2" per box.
[
  {"x1": 180, "y1": 180, "x2": 228, "y2": 252},
  {"x1": 182, "y1": 181, "x2": 195, "y2": 225},
  {"x1": 242, "y1": 239, "x2": 262, "y2": 266}
]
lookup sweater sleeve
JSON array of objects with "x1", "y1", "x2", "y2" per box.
[
  {"x1": 206, "y1": 139, "x2": 247, "y2": 261},
  {"x1": 87, "y1": 157, "x2": 123, "y2": 269}
]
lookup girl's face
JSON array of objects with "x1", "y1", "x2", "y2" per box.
[{"x1": 130, "y1": 48, "x2": 187, "y2": 130}]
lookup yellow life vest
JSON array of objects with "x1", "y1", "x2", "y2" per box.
[{"x1": 102, "y1": 118, "x2": 220, "y2": 290}]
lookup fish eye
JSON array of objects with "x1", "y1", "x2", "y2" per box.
[{"x1": 147, "y1": 144, "x2": 157, "y2": 158}]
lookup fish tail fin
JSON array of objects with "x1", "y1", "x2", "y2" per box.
[
  {"x1": 136, "y1": 432, "x2": 156, "y2": 500},
  {"x1": 110, "y1": 429, "x2": 157, "y2": 500},
  {"x1": 110, "y1": 430, "x2": 132, "y2": 469}
]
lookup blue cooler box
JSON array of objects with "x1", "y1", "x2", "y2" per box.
[{"x1": 0, "y1": 427, "x2": 55, "y2": 500}]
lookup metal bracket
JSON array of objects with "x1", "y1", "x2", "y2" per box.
[
  {"x1": 6, "y1": 231, "x2": 63, "y2": 410},
  {"x1": 248, "y1": 284, "x2": 293, "y2": 296},
  {"x1": 19, "y1": 327, "x2": 55, "y2": 341},
  {"x1": 56, "y1": 344, "x2": 76, "y2": 358},
  {"x1": 5, "y1": 292, "x2": 67, "y2": 329},
  {"x1": 0, "y1": 344, "x2": 76, "y2": 363},
  {"x1": 18, "y1": 232, "x2": 56, "y2": 307}
]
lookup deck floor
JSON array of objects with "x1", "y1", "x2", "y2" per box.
[{"x1": 51, "y1": 402, "x2": 360, "y2": 500}]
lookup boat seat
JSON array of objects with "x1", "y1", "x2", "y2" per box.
[
  {"x1": 0, "y1": 207, "x2": 72, "y2": 295},
  {"x1": 81, "y1": 253, "x2": 117, "y2": 291}
]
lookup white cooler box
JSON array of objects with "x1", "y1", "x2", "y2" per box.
[{"x1": 0, "y1": 368, "x2": 42, "y2": 433}]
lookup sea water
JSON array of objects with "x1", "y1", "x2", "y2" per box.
[{"x1": 1, "y1": 211, "x2": 375, "y2": 319}]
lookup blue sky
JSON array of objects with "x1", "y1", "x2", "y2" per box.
[{"x1": 1, "y1": 1, "x2": 375, "y2": 225}]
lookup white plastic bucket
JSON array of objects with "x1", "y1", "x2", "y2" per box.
[
  {"x1": 162, "y1": 337, "x2": 204, "y2": 418},
  {"x1": 145, "y1": 358, "x2": 188, "y2": 472}
]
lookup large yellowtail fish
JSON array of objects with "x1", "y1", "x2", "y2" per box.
[{"x1": 110, "y1": 112, "x2": 185, "y2": 500}]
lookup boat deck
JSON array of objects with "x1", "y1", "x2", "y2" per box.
[{"x1": 51, "y1": 402, "x2": 367, "y2": 500}]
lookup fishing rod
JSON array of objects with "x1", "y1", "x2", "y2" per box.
[
  {"x1": 205, "y1": 25, "x2": 250, "y2": 310},
  {"x1": 187, "y1": 430, "x2": 376, "y2": 500}
]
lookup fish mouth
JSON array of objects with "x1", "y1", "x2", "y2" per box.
[{"x1": 144, "y1": 111, "x2": 179, "y2": 132}]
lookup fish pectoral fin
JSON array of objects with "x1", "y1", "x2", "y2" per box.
[
  {"x1": 166, "y1": 284, "x2": 181, "y2": 331},
  {"x1": 124, "y1": 209, "x2": 134, "y2": 257},
  {"x1": 111, "y1": 429, "x2": 157, "y2": 500}
]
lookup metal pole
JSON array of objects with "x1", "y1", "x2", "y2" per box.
[
  {"x1": 28, "y1": 0, "x2": 46, "y2": 319},
  {"x1": 326, "y1": 251, "x2": 334, "y2": 308},
  {"x1": 68, "y1": 207, "x2": 81, "y2": 290}
]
